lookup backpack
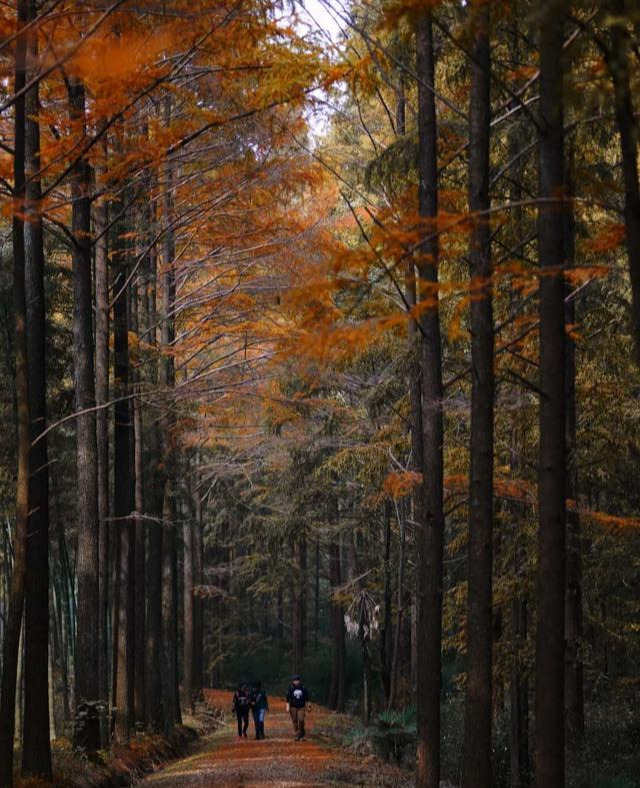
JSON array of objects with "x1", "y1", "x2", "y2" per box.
[{"x1": 236, "y1": 690, "x2": 250, "y2": 709}]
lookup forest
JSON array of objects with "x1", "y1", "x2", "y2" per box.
[{"x1": 0, "y1": 1, "x2": 639, "y2": 788}]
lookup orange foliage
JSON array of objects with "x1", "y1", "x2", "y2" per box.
[{"x1": 383, "y1": 470, "x2": 423, "y2": 500}]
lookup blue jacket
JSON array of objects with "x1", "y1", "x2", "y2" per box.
[{"x1": 251, "y1": 688, "x2": 269, "y2": 711}]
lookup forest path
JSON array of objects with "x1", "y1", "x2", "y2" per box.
[{"x1": 143, "y1": 690, "x2": 362, "y2": 788}]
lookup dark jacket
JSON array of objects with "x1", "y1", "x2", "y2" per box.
[
  {"x1": 286, "y1": 683, "x2": 309, "y2": 709},
  {"x1": 251, "y1": 688, "x2": 269, "y2": 711},
  {"x1": 232, "y1": 689, "x2": 251, "y2": 714}
]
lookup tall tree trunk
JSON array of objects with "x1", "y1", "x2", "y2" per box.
[
  {"x1": 380, "y1": 506, "x2": 393, "y2": 704},
  {"x1": 22, "y1": 0, "x2": 52, "y2": 775},
  {"x1": 292, "y1": 533, "x2": 306, "y2": 672},
  {"x1": 536, "y1": 3, "x2": 567, "y2": 787},
  {"x1": 94, "y1": 176, "x2": 110, "y2": 746},
  {"x1": 389, "y1": 501, "x2": 407, "y2": 710},
  {"x1": 314, "y1": 540, "x2": 320, "y2": 651},
  {"x1": 462, "y1": 4, "x2": 494, "y2": 787},
  {"x1": 131, "y1": 277, "x2": 146, "y2": 727},
  {"x1": 183, "y1": 486, "x2": 194, "y2": 714},
  {"x1": 68, "y1": 77, "x2": 101, "y2": 754},
  {"x1": 0, "y1": 5, "x2": 29, "y2": 782},
  {"x1": 327, "y1": 536, "x2": 345, "y2": 710},
  {"x1": 15, "y1": 627, "x2": 24, "y2": 744},
  {"x1": 192, "y1": 488, "x2": 204, "y2": 700},
  {"x1": 404, "y1": 57, "x2": 424, "y2": 709},
  {"x1": 506, "y1": 23, "x2": 530, "y2": 786},
  {"x1": 161, "y1": 486, "x2": 180, "y2": 728},
  {"x1": 564, "y1": 143, "x2": 584, "y2": 748},
  {"x1": 277, "y1": 585, "x2": 284, "y2": 641},
  {"x1": 143, "y1": 176, "x2": 164, "y2": 731},
  {"x1": 605, "y1": 0, "x2": 640, "y2": 364},
  {"x1": 510, "y1": 582, "x2": 530, "y2": 788},
  {"x1": 415, "y1": 10, "x2": 445, "y2": 788},
  {"x1": 113, "y1": 186, "x2": 134, "y2": 743},
  {"x1": 161, "y1": 117, "x2": 181, "y2": 728}
]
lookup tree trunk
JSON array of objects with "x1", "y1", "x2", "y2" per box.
[
  {"x1": 94, "y1": 175, "x2": 110, "y2": 746},
  {"x1": 192, "y1": 489, "x2": 204, "y2": 700},
  {"x1": 510, "y1": 591, "x2": 530, "y2": 788},
  {"x1": 380, "y1": 505, "x2": 393, "y2": 704},
  {"x1": 536, "y1": 3, "x2": 567, "y2": 787},
  {"x1": 143, "y1": 182, "x2": 164, "y2": 731},
  {"x1": 113, "y1": 186, "x2": 134, "y2": 744},
  {"x1": 292, "y1": 533, "x2": 306, "y2": 672},
  {"x1": 131, "y1": 278, "x2": 146, "y2": 727},
  {"x1": 68, "y1": 77, "x2": 101, "y2": 754},
  {"x1": 22, "y1": 0, "x2": 52, "y2": 774},
  {"x1": 0, "y1": 4, "x2": 30, "y2": 783},
  {"x1": 314, "y1": 540, "x2": 320, "y2": 651},
  {"x1": 327, "y1": 538, "x2": 341, "y2": 709},
  {"x1": 389, "y1": 501, "x2": 407, "y2": 710},
  {"x1": 146, "y1": 479, "x2": 164, "y2": 730},
  {"x1": 564, "y1": 143, "x2": 584, "y2": 748},
  {"x1": 462, "y1": 4, "x2": 494, "y2": 787},
  {"x1": 506, "y1": 25, "x2": 530, "y2": 786},
  {"x1": 183, "y1": 504, "x2": 194, "y2": 714},
  {"x1": 606, "y1": 0, "x2": 640, "y2": 365},
  {"x1": 415, "y1": 10, "x2": 445, "y2": 788},
  {"x1": 160, "y1": 113, "x2": 181, "y2": 728},
  {"x1": 162, "y1": 486, "x2": 180, "y2": 728}
]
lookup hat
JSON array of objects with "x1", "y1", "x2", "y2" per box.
[{"x1": 292, "y1": 673, "x2": 301, "y2": 680}]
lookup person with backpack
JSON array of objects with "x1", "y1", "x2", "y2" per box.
[
  {"x1": 285, "y1": 674, "x2": 310, "y2": 740},
  {"x1": 232, "y1": 683, "x2": 251, "y2": 738},
  {"x1": 250, "y1": 680, "x2": 269, "y2": 740}
]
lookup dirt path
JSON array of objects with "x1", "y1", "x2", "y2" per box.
[{"x1": 143, "y1": 690, "x2": 363, "y2": 788}]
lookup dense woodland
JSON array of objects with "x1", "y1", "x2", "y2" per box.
[{"x1": 0, "y1": 1, "x2": 639, "y2": 787}]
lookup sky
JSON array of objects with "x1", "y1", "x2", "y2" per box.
[
  {"x1": 296, "y1": 0, "x2": 344, "y2": 44},
  {"x1": 293, "y1": 0, "x2": 347, "y2": 138}
]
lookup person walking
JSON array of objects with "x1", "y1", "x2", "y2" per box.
[
  {"x1": 250, "y1": 680, "x2": 269, "y2": 740},
  {"x1": 232, "y1": 683, "x2": 251, "y2": 738},
  {"x1": 286, "y1": 674, "x2": 310, "y2": 741}
]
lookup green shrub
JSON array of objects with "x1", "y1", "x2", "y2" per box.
[{"x1": 343, "y1": 707, "x2": 416, "y2": 765}]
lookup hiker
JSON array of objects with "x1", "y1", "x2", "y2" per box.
[
  {"x1": 232, "y1": 683, "x2": 251, "y2": 738},
  {"x1": 285, "y1": 673, "x2": 310, "y2": 740},
  {"x1": 250, "y1": 680, "x2": 269, "y2": 740}
]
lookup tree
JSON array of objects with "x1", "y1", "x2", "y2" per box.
[
  {"x1": 603, "y1": 0, "x2": 640, "y2": 365},
  {"x1": 415, "y1": 9, "x2": 445, "y2": 788},
  {"x1": 462, "y1": 2, "x2": 494, "y2": 786},
  {"x1": 22, "y1": 0, "x2": 52, "y2": 776},
  {"x1": 535, "y1": 2, "x2": 567, "y2": 787},
  {"x1": 160, "y1": 111, "x2": 181, "y2": 729},
  {"x1": 113, "y1": 174, "x2": 134, "y2": 742},
  {"x1": 0, "y1": 4, "x2": 30, "y2": 784}
]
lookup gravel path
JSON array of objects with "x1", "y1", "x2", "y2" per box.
[{"x1": 143, "y1": 690, "x2": 348, "y2": 788}]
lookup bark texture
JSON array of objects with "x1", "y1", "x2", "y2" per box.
[
  {"x1": 22, "y1": 0, "x2": 52, "y2": 774},
  {"x1": 536, "y1": 3, "x2": 567, "y2": 786},
  {"x1": 462, "y1": 4, "x2": 494, "y2": 787},
  {"x1": 415, "y1": 11, "x2": 445, "y2": 788},
  {"x1": 0, "y1": 5, "x2": 30, "y2": 783}
]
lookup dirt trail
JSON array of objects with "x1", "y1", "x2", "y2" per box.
[{"x1": 143, "y1": 690, "x2": 360, "y2": 788}]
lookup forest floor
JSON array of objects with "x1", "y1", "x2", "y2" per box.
[{"x1": 142, "y1": 690, "x2": 409, "y2": 788}]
